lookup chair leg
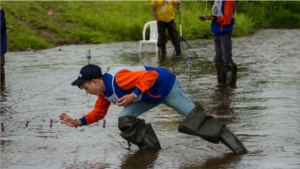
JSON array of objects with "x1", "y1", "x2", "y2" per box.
[
  {"x1": 139, "y1": 42, "x2": 142, "y2": 53},
  {"x1": 155, "y1": 44, "x2": 158, "y2": 53}
]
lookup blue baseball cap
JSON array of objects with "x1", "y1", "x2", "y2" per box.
[{"x1": 71, "y1": 64, "x2": 103, "y2": 86}]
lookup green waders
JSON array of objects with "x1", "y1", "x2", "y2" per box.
[
  {"x1": 214, "y1": 52, "x2": 226, "y2": 85},
  {"x1": 178, "y1": 102, "x2": 248, "y2": 154},
  {"x1": 118, "y1": 116, "x2": 161, "y2": 151},
  {"x1": 214, "y1": 53, "x2": 238, "y2": 85}
]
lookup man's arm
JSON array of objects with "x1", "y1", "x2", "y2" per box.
[
  {"x1": 60, "y1": 94, "x2": 110, "y2": 128},
  {"x1": 116, "y1": 69, "x2": 159, "y2": 94},
  {"x1": 151, "y1": 5, "x2": 160, "y2": 21},
  {"x1": 173, "y1": 0, "x2": 180, "y2": 10},
  {"x1": 81, "y1": 94, "x2": 110, "y2": 125},
  {"x1": 200, "y1": 0, "x2": 234, "y2": 24},
  {"x1": 115, "y1": 69, "x2": 159, "y2": 106},
  {"x1": 215, "y1": 0, "x2": 235, "y2": 25}
]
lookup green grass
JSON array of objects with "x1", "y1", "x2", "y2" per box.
[{"x1": 1, "y1": 1, "x2": 299, "y2": 51}]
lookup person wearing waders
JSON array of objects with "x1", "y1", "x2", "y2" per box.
[
  {"x1": 151, "y1": 0, "x2": 182, "y2": 58},
  {"x1": 200, "y1": 0, "x2": 237, "y2": 85},
  {"x1": 59, "y1": 64, "x2": 247, "y2": 154}
]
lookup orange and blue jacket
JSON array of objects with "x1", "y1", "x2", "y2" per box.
[
  {"x1": 79, "y1": 66, "x2": 176, "y2": 126},
  {"x1": 210, "y1": 0, "x2": 236, "y2": 37}
]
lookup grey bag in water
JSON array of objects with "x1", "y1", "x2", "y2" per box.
[{"x1": 118, "y1": 116, "x2": 161, "y2": 150}]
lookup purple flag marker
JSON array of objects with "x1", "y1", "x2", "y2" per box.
[
  {"x1": 50, "y1": 118, "x2": 53, "y2": 128},
  {"x1": 1, "y1": 123, "x2": 3, "y2": 132},
  {"x1": 25, "y1": 118, "x2": 30, "y2": 128},
  {"x1": 103, "y1": 119, "x2": 106, "y2": 129}
]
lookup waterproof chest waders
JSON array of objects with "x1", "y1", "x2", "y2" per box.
[
  {"x1": 224, "y1": 62, "x2": 237, "y2": 85},
  {"x1": 214, "y1": 53, "x2": 238, "y2": 85},
  {"x1": 214, "y1": 52, "x2": 226, "y2": 85},
  {"x1": 118, "y1": 116, "x2": 161, "y2": 151},
  {"x1": 178, "y1": 102, "x2": 247, "y2": 154}
]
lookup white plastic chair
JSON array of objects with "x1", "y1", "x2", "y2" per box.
[{"x1": 139, "y1": 21, "x2": 158, "y2": 53}]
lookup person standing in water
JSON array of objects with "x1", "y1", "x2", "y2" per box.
[
  {"x1": 200, "y1": 0, "x2": 237, "y2": 85},
  {"x1": 151, "y1": 0, "x2": 182, "y2": 58},
  {"x1": 59, "y1": 64, "x2": 247, "y2": 154}
]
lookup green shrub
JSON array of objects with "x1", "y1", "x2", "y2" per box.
[{"x1": 1, "y1": 1, "x2": 300, "y2": 51}]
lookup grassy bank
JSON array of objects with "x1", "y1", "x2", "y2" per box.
[{"x1": 1, "y1": 1, "x2": 300, "y2": 51}]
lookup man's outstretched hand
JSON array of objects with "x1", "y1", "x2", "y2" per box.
[{"x1": 59, "y1": 113, "x2": 79, "y2": 127}]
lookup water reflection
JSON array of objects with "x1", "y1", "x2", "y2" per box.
[
  {"x1": 213, "y1": 85, "x2": 237, "y2": 124},
  {"x1": 183, "y1": 153, "x2": 240, "y2": 169},
  {"x1": 1, "y1": 30, "x2": 300, "y2": 169},
  {"x1": 1, "y1": 77, "x2": 6, "y2": 114},
  {"x1": 158, "y1": 54, "x2": 167, "y2": 67},
  {"x1": 120, "y1": 150, "x2": 159, "y2": 169},
  {"x1": 138, "y1": 51, "x2": 185, "y2": 72}
]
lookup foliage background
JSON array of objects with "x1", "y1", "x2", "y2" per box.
[{"x1": 1, "y1": 1, "x2": 300, "y2": 51}]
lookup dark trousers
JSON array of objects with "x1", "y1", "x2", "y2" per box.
[
  {"x1": 157, "y1": 19, "x2": 180, "y2": 47},
  {"x1": 1, "y1": 54, "x2": 4, "y2": 81},
  {"x1": 214, "y1": 33, "x2": 233, "y2": 63},
  {"x1": 1, "y1": 54, "x2": 4, "y2": 68}
]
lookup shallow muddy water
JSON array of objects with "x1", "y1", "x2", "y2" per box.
[{"x1": 1, "y1": 29, "x2": 300, "y2": 169}]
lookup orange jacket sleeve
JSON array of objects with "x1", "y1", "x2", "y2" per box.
[
  {"x1": 83, "y1": 94, "x2": 110, "y2": 125},
  {"x1": 115, "y1": 69, "x2": 159, "y2": 94},
  {"x1": 216, "y1": 0, "x2": 235, "y2": 25}
]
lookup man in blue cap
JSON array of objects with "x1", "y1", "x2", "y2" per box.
[{"x1": 59, "y1": 64, "x2": 247, "y2": 154}]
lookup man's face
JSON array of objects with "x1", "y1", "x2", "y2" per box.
[{"x1": 80, "y1": 79, "x2": 104, "y2": 96}]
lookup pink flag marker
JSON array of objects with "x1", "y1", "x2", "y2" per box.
[
  {"x1": 25, "y1": 118, "x2": 30, "y2": 128},
  {"x1": 103, "y1": 119, "x2": 106, "y2": 129},
  {"x1": 50, "y1": 118, "x2": 53, "y2": 128}
]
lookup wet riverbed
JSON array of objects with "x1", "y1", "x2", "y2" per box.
[{"x1": 1, "y1": 29, "x2": 300, "y2": 169}]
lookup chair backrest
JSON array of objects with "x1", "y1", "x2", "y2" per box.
[{"x1": 142, "y1": 21, "x2": 158, "y2": 41}]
